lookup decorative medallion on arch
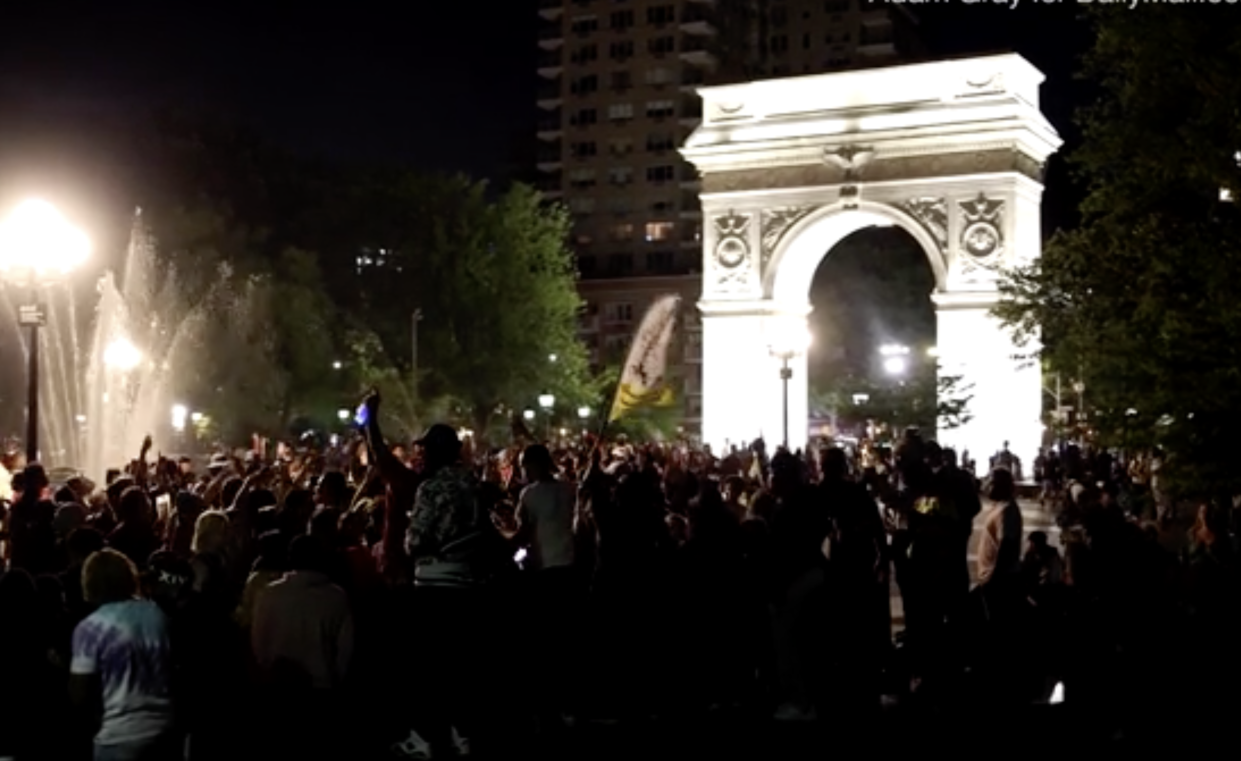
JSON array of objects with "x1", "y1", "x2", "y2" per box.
[
  {"x1": 959, "y1": 193, "x2": 1005, "y2": 263},
  {"x1": 711, "y1": 211, "x2": 754, "y2": 292},
  {"x1": 897, "y1": 198, "x2": 949, "y2": 251},
  {"x1": 760, "y1": 206, "x2": 820, "y2": 270}
]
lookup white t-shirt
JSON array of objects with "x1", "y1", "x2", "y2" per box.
[
  {"x1": 516, "y1": 480, "x2": 577, "y2": 570},
  {"x1": 70, "y1": 599, "x2": 174, "y2": 746}
]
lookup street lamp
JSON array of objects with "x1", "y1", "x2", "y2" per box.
[
  {"x1": 523, "y1": 409, "x2": 535, "y2": 422},
  {"x1": 577, "y1": 406, "x2": 591, "y2": 421},
  {"x1": 882, "y1": 356, "x2": 907, "y2": 375},
  {"x1": 0, "y1": 200, "x2": 91, "y2": 462},
  {"x1": 337, "y1": 408, "x2": 350, "y2": 422},
  {"x1": 171, "y1": 404, "x2": 188, "y2": 433},
  {"x1": 332, "y1": 360, "x2": 342, "y2": 370},
  {"x1": 103, "y1": 337, "x2": 142, "y2": 371},
  {"x1": 538, "y1": 394, "x2": 555, "y2": 441},
  {"x1": 549, "y1": 353, "x2": 558, "y2": 363},
  {"x1": 767, "y1": 320, "x2": 812, "y2": 449}
]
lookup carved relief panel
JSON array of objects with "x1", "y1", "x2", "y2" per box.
[
  {"x1": 759, "y1": 206, "x2": 819, "y2": 273},
  {"x1": 951, "y1": 192, "x2": 1006, "y2": 284},
  {"x1": 706, "y1": 211, "x2": 757, "y2": 296}
]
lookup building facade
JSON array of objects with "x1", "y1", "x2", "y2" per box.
[{"x1": 536, "y1": 0, "x2": 924, "y2": 434}]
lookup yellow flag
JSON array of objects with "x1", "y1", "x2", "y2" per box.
[{"x1": 608, "y1": 295, "x2": 681, "y2": 422}]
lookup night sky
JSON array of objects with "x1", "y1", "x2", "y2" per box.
[{"x1": 0, "y1": 3, "x2": 1088, "y2": 208}]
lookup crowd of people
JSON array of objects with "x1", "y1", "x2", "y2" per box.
[{"x1": 0, "y1": 390, "x2": 1238, "y2": 759}]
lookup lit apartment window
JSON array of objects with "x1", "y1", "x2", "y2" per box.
[
  {"x1": 570, "y1": 16, "x2": 598, "y2": 36},
  {"x1": 571, "y1": 141, "x2": 597, "y2": 159},
  {"x1": 611, "y1": 70, "x2": 632, "y2": 91},
  {"x1": 608, "y1": 103, "x2": 634, "y2": 121},
  {"x1": 646, "y1": 100, "x2": 675, "y2": 119},
  {"x1": 610, "y1": 223, "x2": 635, "y2": 241},
  {"x1": 574, "y1": 233, "x2": 594, "y2": 247},
  {"x1": 647, "y1": 5, "x2": 676, "y2": 25},
  {"x1": 571, "y1": 75, "x2": 598, "y2": 95},
  {"x1": 610, "y1": 9, "x2": 634, "y2": 30},
  {"x1": 648, "y1": 36, "x2": 675, "y2": 55},
  {"x1": 610, "y1": 41, "x2": 634, "y2": 61},
  {"x1": 645, "y1": 221, "x2": 675, "y2": 242},
  {"x1": 608, "y1": 166, "x2": 634, "y2": 185},
  {"x1": 605, "y1": 303, "x2": 635, "y2": 324},
  {"x1": 568, "y1": 168, "x2": 597, "y2": 188},
  {"x1": 647, "y1": 133, "x2": 676, "y2": 151},
  {"x1": 647, "y1": 165, "x2": 675, "y2": 183},
  {"x1": 570, "y1": 108, "x2": 597, "y2": 126},
  {"x1": 645, "y1": 67, "x2": 674, "y2": 86},
  {"x1": 608, "y1": 138, "x2": 633, "y2": 156},
  {"x1": 571, "y1": 44, "x2": 598, "y2": 63}
]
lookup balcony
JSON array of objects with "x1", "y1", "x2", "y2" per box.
[
  {"x1": 536, "y1": 50, "x2": 562, "y2": 79},
  {"x1": 679, "y1": 167, "x2": 702, "y2": 191},
  {"x1": 679, "y1": 8, "x2": 717, "y2": 36},
  {"x1": 537, "y1": 81, "x2": 563, "y2": 110},
  {"x1": 538, "y1": 22, "x2": 564, "y2": 49},
  {"x1": 679, "y1": 37, "x2": 717, "y2": 67},
  {"x1": 538, "y1": 0, "x2": 563, "y2": 20},
  {"x1": 536, "y1": 144, "x2": 564, "y2": 173},
  {"x1": 680, "y1": 68, "x2": 706, "y2": 91},
  {"x1": 536, "y1": 113, "x2": 562, "y2": 139}
]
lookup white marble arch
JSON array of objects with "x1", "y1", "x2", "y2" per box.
[{"x1": 682, "y1": 53, "x2": 1062, "y2": 471}]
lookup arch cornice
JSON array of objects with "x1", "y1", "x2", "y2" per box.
[{"x1": 761, "y1": 200, "x2": 948, "y2": 303}]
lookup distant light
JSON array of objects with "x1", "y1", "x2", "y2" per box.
[
  {"x1": 1049, "y1": 682, "x2": 1064, "y2": 704},
  {"x1": 577, "y1": 406, "x2": 591, "y2": 420},
  {"x1": 548, "y1": 353, "x2": 558, "y2": 363},
  {"x1": 879, "y1": 344, "x2": 910, "y2": 357},
  {"x1": 883, "y1": 356, "x2": 907, "y2": 375},
  {"x1": 332, "y1": 360, "x2": 342, "y2": 370},
  {"x1": 171, "y1": 404, "x2": 188, "y2": 432},
  {"x1": 337, "y1": 408, "x2": 350, "y2": 421},
  {"x1": 523, "y1": 409, "x2": 536, "y2": 421},
  {"x1": 190, "y1": 412, "x2": 204, "y2": 423},
  {"x1": 538, "y1": 394, "x2": 555, "y2": 409},
  {"x1": 852, "y1": 393, "x2": 869, "y2": 405},
  {"x1": 75, "y1": 414, "x2": 86, "y2": 423},
  {"x1": 103, "y1": 338, "x2": 142, "y2": 371},
  {"x1": 926, "y1": 346, "x2": 938, "y2": 357},
  {"x1": 1222, "y1": 188, "x2": 1234, "y2": 202}
]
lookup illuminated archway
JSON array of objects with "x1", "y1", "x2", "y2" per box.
[{"x1": 682, "y1": 54, "x2": 1062, "y2": 469}]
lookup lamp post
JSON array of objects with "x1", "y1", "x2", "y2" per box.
[
  {"x1": 538, "y1": 394, "x2": 555, "y2": 442},
  {"x1": 0, "y1": 200, "x2": 90, "y2": 463},
  {"x1": 577, "y1": 405, "x2": 591, "y2": 437},
  {"x1": 767, "y1": 321, "x2": 812, "y2": 449}
]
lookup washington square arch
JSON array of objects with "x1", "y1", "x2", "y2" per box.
[{"x1": 681, "y1": 53, "x2": 1062, "y2": 469}]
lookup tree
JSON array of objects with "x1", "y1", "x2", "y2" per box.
[
  {"x1": 994, "y1": 7, "x2": 1241, "y2": 498},
  {"x1": 344, "y1": 174, "x2": 593, "y2": 437},
  {"x1": 812, "y1": 362, "x2": 972, "y2": 441}
]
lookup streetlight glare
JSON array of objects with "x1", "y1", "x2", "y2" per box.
[
  {"x1": 577, "y1": 406, "x2": 591, "y2": 420},
  {"x1": 171, "y1": 403, "x2": 188, "y2": 432},
  {"x1": 337, "y1": 408, "x2": 350, "y2": 421},
  {"x1": 883, "y1": 356, "x2": 907, "y2": 375},
  {"x1": 538, "y1": 394, "x2": 555, "y2": 409},
  {"x1": 103, "y1": 337, "x2": 142, "y2": 371},
  {"x1": 0, "y1": 200, "x2": 91, "y2": 276},
  {"x1": 523, "y1": 409, "x2": 536, "y2": 421}
]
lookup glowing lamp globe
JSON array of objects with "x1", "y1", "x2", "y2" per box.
[
  {"x1": 103, "y1": 338, "x2": 142, "y2": 371},
  {"x1": 538, "y1": 394, "x2": 555, "y2": 410},
  {"x1": 0, "y1": 200, "x2": 90, "y2": 279},
  {"x1": 577, "y1": 406, "x2": 591, "y2": 420},
  {"x1": 768, "y1": 320, "x2": 812, "y2": 359},
  {"x1": 883, "y1": 356, "x2": 907, "y2": 375}
]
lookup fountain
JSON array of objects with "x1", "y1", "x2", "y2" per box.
[{"x1": 1, "y1": 209, "x2": 264, "y2": 484}]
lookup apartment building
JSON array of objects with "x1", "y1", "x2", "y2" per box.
[{"x1": 537, "y1": 0, "x2": 923, "y2": 435}]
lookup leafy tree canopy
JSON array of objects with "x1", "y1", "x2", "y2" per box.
[{"x1": 994, "y1": 7, "x2": 1241, "y2": 498}]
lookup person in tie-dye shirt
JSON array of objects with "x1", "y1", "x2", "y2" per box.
[{"x1": 69, "y1": 548, "x2": 178, "y2": 761}]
